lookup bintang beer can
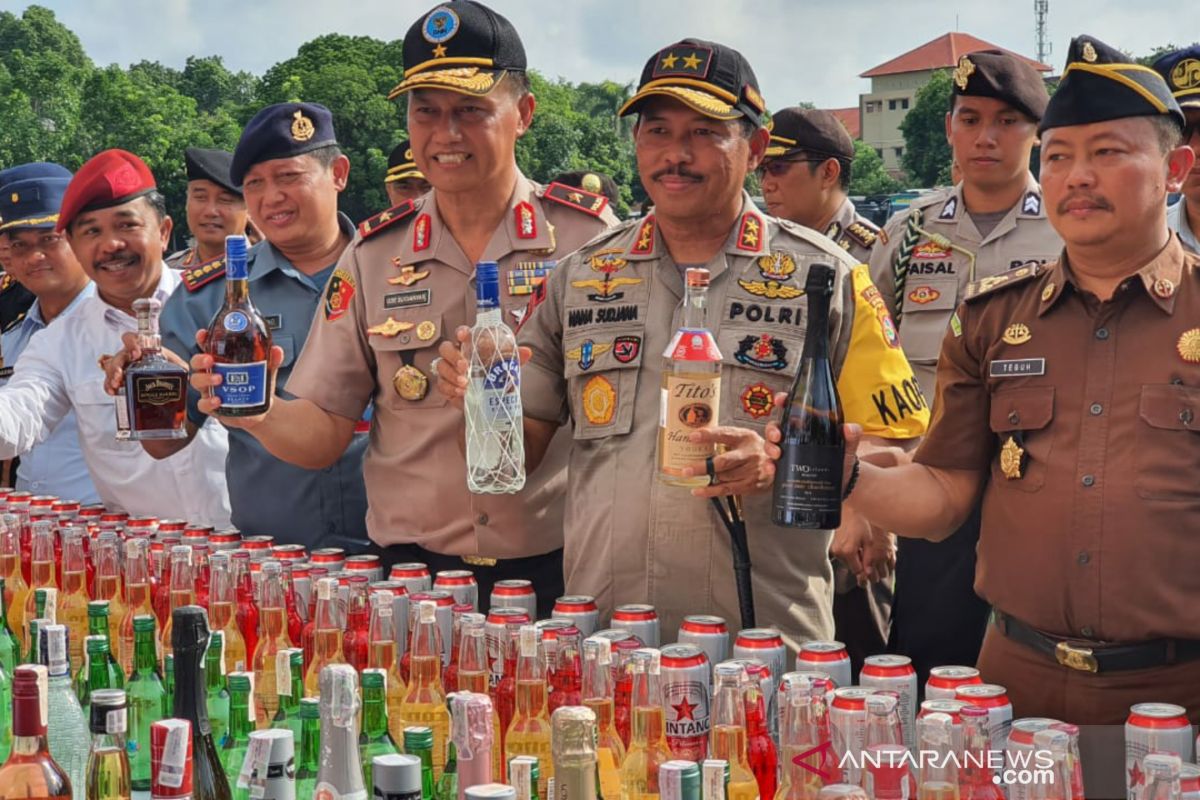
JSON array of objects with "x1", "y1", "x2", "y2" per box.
[
  {"x1": 1180, "y1": 763, "x2": 1200, "y2": 800},
  {"x1": 209, "y1": 530, "x2": 242, "y2": 551},
  {"x1": 859, "y1": 655, "x2": 917, "y2": 750},
  {"x1": 1126, "y1": 703, "x2": 1194, "y2": 800},
  {"x1": 242, "y1": 535, "x2": 274, "y2": 559},
  {"x1": 345, "y1": 554, "x2": 383, "y2": 584},
  {"x1": 829, "y1": 687, "x2": 873, "y2": 785},
  {"x1": 485, "y1": 608, "x2": 531, "y2": 687},
  {"x1": 733, "y1": 629, "x2": 788, "y2": 693},
  {"x1": 924, "y1": 665, "x2": 981, "y2": 700},
  {"x1": 956, "y1": 684, "x2": 1013, "y2": 755},
  {"x1": 434, "y1": 570, "x2": 479, "y2": 611},
  {"x1": 660, "y1": 644, "x2": 712, "y2": 762},
  {"x1": 796, "y1": 641, "x2": 852, "y2": 690},
  {"x1": 271, "y1": 544, "x2": 306, "y2": 562},
  {"x1": 489, "y1": 579, "x2": 537, "y2": 618},
  {"x1": 310, "y1": 547, "x2": 346, "y2": 574},
  {"x1": 552, "y1": 596, "x2": 600, "y2": 638},
  {"x1": 1005, "y1": 718, "x2": 1060, "y2": 800},
  {"x1": 411, "y1": 590, "x2": 455, "y2": 665},
  {"x1": 611, "y1": 604, "x2": 660, "y2": 648},
  {"x1": 390, "y1": 562, "x2": 432, "y2": 595},
  {"x1": 677, "y1": 616, "x2": 729, "y2": 673}
]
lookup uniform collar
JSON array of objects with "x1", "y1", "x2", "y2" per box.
[
  {"x1": 250, "y1": 211, "x2": 355, "y2": 282},
  {"x1": 938, "y1": 173, "x2": 1043, "y2": 245},
  {"x1": 824, "y1": 197, "x2": 858, "y2": 238},
  {"x1": 1039, "y1": 236, "x2": 1186, "y2": 316}
]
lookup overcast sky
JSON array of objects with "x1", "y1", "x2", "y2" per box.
[{"x1": 39, "y1": 0, "x2": 1194, "y2": 109}]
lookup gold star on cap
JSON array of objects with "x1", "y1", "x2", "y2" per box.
[
  {"x1": 1082, "y1": 41, "x2": 1098, "y2": 63},
  {"x1": 682, "y1": 52, "x2": 702, "y2": 70},
  {"x1": 953, "y1": 55, "x2": 976, "y2": 91},
  {"x1": 432, "y1": 43, "x2": 447, "y2": 58},
  {"x1": 660, "y1": 52, "x2": 678, "y2": 70}
]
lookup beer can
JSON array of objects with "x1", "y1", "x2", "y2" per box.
[
  {"x1": 344, "y1": 554, "x2": 382, "y2": 585},
  {"x1": 779, "y1": 671, "x2": 834, "y2": 698},
  {"x1": 157, "y1": 519, "x2": 187, "y2": 535},
  {"x1": 1180, "y1": 762, "x2": 1200, "y2": 800},
  {"x1": 677, "y1": 616, "x2": 728, "y2": 672},
  {"x1": 590, "y1": 628, "x2": 643, "y2": 647},
  {"x1": 1126, "y1": 702, "x2": 1193, "y2": 800},
  {"x1": 552, "y1": 595, "x2": 600, "y2": 638},
  {"x1": 209, "y1": 529, "x2": 241, "y2": 551},
  {"x1": 536, "y1": 619, "x2": 573, "y2": 672},
  {"x1": 27, "y1": 494, "x2": 55, "y2": 512},
  {"x1": 310, "y1": 547, "x2": 347, "y2": 574},
  {"x1": 829, "y1": 687, "x2": 873, "y2": 785},
  {"x1": 125, "y1": 516, "x2": 156, "y2": 537},
  {"x1": 434, "y1": 569, "x2": 478, "y2": 611},
  {"x1": 611, "y1": 604, "x2": 659, "y2": 648},
  {"x1": 289, "y1": 564, "x2": 312, "y2": 622},
  {"x1": 661, "y1": 644, "x2": 711, "y2": 762},
  {"x1": 271, "y1": 544, "x2": 306, "y2": 562},
  {"x1": 485, "y1": 607, "x2": 530, "y2": 687},
  {"x1": 372, "y1": 753, "x2": 423, "y2": 800},
  {"x1": 410, "y1": 590, "x2": 454, "y2": 665},
  {"x1": 150, "y1": 718, "x2": 193, "y2": 798},
  {"x1": 246, "y1": 728, "x2": 295, "y2": 800},
  {"x1": 796, "y1": 641, "x2": 852, "y2": 689},
  {"x1": 181, "y1": 525, "x2": 210, "y2": 550},
  {"x1": 1005, "y1": 718, "x2": 1060, "y2": 800},
  {"x1": 924, "y1": 665, "x2": 981, "y2": 700},
  {"x1": 78, "y1": 504, "x2": 105, "y2": 522},
  {"x1": 659, "y1": 760, "x2": 701, "y2": 800},
  {"x1": 242, "y1": 535, "x2": 274, "y2": 558},
  {"x1": 489, "y1": 579, "x2": 537, "y2": 619},
  {"x1": 956, "y1": 684, "x2": 1013, "y2": 755},
  {"x1": 859, "y1": 655, "x2": 917, "y2": 750},
  {"x1": 390, "y1": 562, "x2": 432, "y2": 594},
  {"x1": 732, "y1": 628, "x2": 788, "y2": 697}
]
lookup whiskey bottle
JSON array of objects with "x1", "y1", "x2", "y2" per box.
[
  {"x1": 205, "y1": 235, "x2": 272, "y2": 417},
  {"x1": 124, "y1": 297, "x2": 188, "y2": 440}
]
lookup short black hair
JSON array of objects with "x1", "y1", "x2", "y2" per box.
[
  {"x1": 1148, "y1": 114, "x2": 1184, "y2": 154},
  {"x1": 790, "y1": 151, "x2": 853, "y2": 191},
  {"x1": 306, "y1": 144, "x2": 344, "y2": 170},
  {"x1": 143, "y1": 190, "x2": 168, "y2": 222}
]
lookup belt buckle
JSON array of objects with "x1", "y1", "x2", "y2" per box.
[
  {"x1": 1055, "y1": 640, "x2": 1099, "y2": 673},
  {"x1": 462, "y1": 555, "x2": 498, "y2": 567}
]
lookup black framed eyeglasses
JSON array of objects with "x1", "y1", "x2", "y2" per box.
[{"x1": 755, "y1": 157, "x2": 829, "y2": 180}]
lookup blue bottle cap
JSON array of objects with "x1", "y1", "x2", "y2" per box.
[{"x1": 225, "y1": 234, "x2": 249, "y2": 280}]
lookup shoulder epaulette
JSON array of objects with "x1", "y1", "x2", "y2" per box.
[
  {"x1": 0, "y1": 273, "x2": 13, "y2": 292},
  {"x1": 964, "y1": 263, "x2": 1042, "y2": 302},
  {"x1": 774, "y1": 217, "x2": 858, "y2": 266},
  {"x1": 2, "y1": 310, "x2": 25, "y2": 333},
  {"x1": 845, "y1": 221, "x2": 880, "y2": 249},
  {"x1": 542, "y1": 182, "x2": 608, "y2": 217},
  {"x1": 358, "y1": 199, "x2": 418, "y2": 240},
  {"x1": 181, "y1": 256, "x2": 227, "y2": 293}
]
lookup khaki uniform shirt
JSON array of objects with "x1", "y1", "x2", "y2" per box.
[
  {"x1": 823, "y1": 197, "x2": 884, "y2": 265},
  {"x1": 519, "y1": 194, "x2": 928, "y2": 643},
  {"x1": 915, "y1": 236, "x2": 1200, "y2": 642},
  {"x1": 869, "y1": 176, "x2": 1061, "y2": 402},
  {"x1": 287, "y1": 173, "x2": 617, "y2": 557}
]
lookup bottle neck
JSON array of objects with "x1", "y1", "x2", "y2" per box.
[
  {"x1": 12, "y1": 690, "x2": 46, "y2": 738},
  {"x1": 802, "y1": 288, "x2": 832, "y2": 360},
  {"x1": 300, "y1": 716, "x2": 321, "y2": 768},
  {"x1": 228, "y1": 691, "x2": 252, "y2": 740},
  {"x1": 134, "y1": 629, "x2": 159, "y2": 674},
  {"x1": 205, "y1": 647, "x2": 224, "y2": 692},
  {"x1": 681, "y1": 281, "x2": 710, "y2": 330},
  {"x1": 172, "y1": 641, "x2": 212, "y2": 736},
  {"x1": 224, "y1": 277, "x2": 250, "y2": 306},
  {"x1": 362, "y1": 687, "x2": 388, "y2": 736},
  {"x1": 88, "y1": 649, "x2": 112, "y2": 687}
]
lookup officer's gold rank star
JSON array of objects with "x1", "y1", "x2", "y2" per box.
[
  {"x1": 637, "y1": 226, "x2": 653, "y2": 250},
  {"x1": 660, "y1": 52, "x2": 678, "y2": 69},
  {"x1": 568, "y1": 191, "x2": 584, "y2": 203},
  {"x1": 682, "y1": 52, "x2": 702, "y2": 70},
  {"x1": 742, "y1": 217, "x2": 760, "y2": 246},
  {"x1": 432, "y1": 44, "x2": 447, "y2": 58}
]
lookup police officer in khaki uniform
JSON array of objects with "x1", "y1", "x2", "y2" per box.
[
  {"x1": 384, "y1": 139, "x2": 432, "y2": 207},
  {"x1": 846, "y1": 35, "x2": 1200, "y2": 730},
  {"x1": 1154, "y1": 47, "x2": 1200, "y2": 253},
  {"x1": 192, "y1": 1, "x2": 616, "y2": 617},
  {"x1": 439, "y1": 39, "x2": 928, "y2": 643},
  {"x1": 760, "y1": 107, "x2": 883, "y2": 264},
  {"x1": 866, "y1": 50, "x2": 1058, "y2": 686}
]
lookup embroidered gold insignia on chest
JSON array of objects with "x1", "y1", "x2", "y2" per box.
[
  {"x1": 1002, "y1": 323, "x2": 1032, "y2": 346},
  {"x1": 1177, "y1": 328, "x2": 1200, "y2": 363},
  {"x1": 1000, "y1": 436, "x2": 1025, "y2": 480},
  {"x1": 367, "y1": 317, "x2": 415, "y2": 337}
]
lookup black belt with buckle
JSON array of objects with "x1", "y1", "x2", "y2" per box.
[{"x1": 992, "y1": 610, "x2": 1200, "y2": 674}]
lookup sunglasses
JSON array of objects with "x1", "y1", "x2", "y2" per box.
[{"x1": 755, "y1": 157, "x2": 830, "y2": 180}]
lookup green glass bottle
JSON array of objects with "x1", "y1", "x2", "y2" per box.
[
  {"x1": 127, "y1": 614, "x2": 167, "y2": 792},
  {"x1": 164, "y1": 653, "x2": 175, "y2": 710},
  {"x1": 206, "y1": 631, "x2": 230, "y2": 749},
  {"x1": 436, "y1": 740, "x2": 459, "y2": 800},
  {"x1": 270, "y1": 648, "x2": 302, "y2": 747},
  {"x1": 295, "y1": 697, "x2": 321, "y2": 800},
  {"x1": 82, "y1": 634, "x2": 119, "y2": 716},
  {"x1": 360, "y1": 668, "x2": 400, "y2": 788},
  {"x1": 0, "y1": 576, "x2": 20, "y2": 676},
  {"x1": 221, "y1": 671, "x2": 255, "y2": 798},
  {"x1": 25, "y1": 617, "x2": 47, "y2": 666},
  {"x1": 0, "y1": 655, "x2": 10, "y2": 762},
  {"x1": 405, "y1": 726, "x2": 436, "y2": 800},
  {"x1": 87, "y1": 601, "x2": 124, "y2": 688}
]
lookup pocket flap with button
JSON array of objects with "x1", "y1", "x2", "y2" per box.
[
  {"x1": 989, "y1": 385, "x2": 1055, "y2": 432},
  {"x1": 1139, "y1": 383, "x2": 1200, "y2": 432}
]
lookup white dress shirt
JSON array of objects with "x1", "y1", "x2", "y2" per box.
[{"x1": 0, "y1": 266, "x2": 231, "y2": 526}]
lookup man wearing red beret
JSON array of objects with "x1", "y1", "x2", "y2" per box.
[{"x1": 0, "y1": 148, "x2": 231, "y2": 525}]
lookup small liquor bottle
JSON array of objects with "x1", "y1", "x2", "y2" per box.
[
  {"x1": 0, "y1": 665, "x2": 72, "y2": 800},
  {"x1": 658, "y1": 268, "x2": 722, "y2": 487},
  {"x1": 204, "y1": 235, "x2": 272, "y2": 417},
  {"x1": 124, "y1": 297, "x2": 188, "y2": 440},
  {"x1": 85, "y1": 689, "x2": 132, "y2": 800}
]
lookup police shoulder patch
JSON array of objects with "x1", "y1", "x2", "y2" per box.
[
  {"x1": 964, "y1": 264, "x2": 1042, "y2": 302},
  {"x1": 0, "y1": 273, "x2": 14, "y2": 292},
  {"x1": 181, "y1": 256, "x2": 227, "y2": 292},
  {"x1": 542, "y1": 182, "x2": 609, "y2": 217},
  {"x1": 2, "y1": 310, "x2": 26, "y2": 333},
  {"x1": 358, "y1": 199, "x2": 419, "y2": 240},
  {"x1": 845, "y1": 221, "x2": 880, "y2": 249}
]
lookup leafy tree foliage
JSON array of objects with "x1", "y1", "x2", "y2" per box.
[{"x1": 900, "y1": 69, "x2": 953, "y2": 187}]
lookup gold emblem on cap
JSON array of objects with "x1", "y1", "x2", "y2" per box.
[
  {"x1": 1082, "y1": 42, "x2": 1098, "y2": 63},
  {"x1": 660, "y1": 52, "x2": 679, "y2": 70},
  {"x1": 367, "y1": 316, "x2": 415, "y2": 337},
  {"x1": 1000, "y1": 436, "x2": 1024, "y2": 480},
  {"x1": 953, "y1": 55, "x2": 976, "y2": 91},
  {"x1": 9, "y1": 192, "x2": 17, "y2": 203},
  {"x1": 1154, "y1": 278, "x2": 1176, "y2": 298},
  {"x1": 416, "y1": 320, "x2": 437, "y2": 341},
  {"x1": 404, "y1": 148, "x2": 414, "y2": 161},
  {"x1": 393, "y1": 364, "x2": 429, "y2": 401},
  {"x1": 291, "y1": 110, "x2": 315, "y2": 142},
  {"x1": 1041, "y1": 283, "x2": 1055, "y2": 302},
  {"x1": 1171, "y1": 59, "x2": 1200, "y2": 91},
  {"x1": 1002, "y1": 323, "x2": 1032, "y2": 346},
  {"x1": 1178, "y1": 328, "x2": 1200, "y2": 363}
]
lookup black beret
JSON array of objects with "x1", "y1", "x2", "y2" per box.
[
  {"x1": 231, "y1": 102, "x2": 338, "y2": 187},
  {"x1": 386, "y1": 140, "x2": 424, "y2": 183},
  {"x1": 766, "y1": 107, "x2": 854, "y2": 161},
  {"x1": 184, "y1": 147, "x2": 239, "y2": 195},
  {"x1": 389, "y1": 1, "x2": 526, "y2": 100},
  {"x1": 1152, "y1": 46, "x2": 1200, "y2": 110},
  {"x1": 619, "y1": 38, "x2": 766, "y2": 123},
  {"x1": 1040, "y1": 35, "x2": 1185, "y2": 134},
  {"x1": 951, "y1": 50, "x2": 1049, "y2": 121}
]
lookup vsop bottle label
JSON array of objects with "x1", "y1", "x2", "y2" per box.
[{"x1": 207, "y1": 235, "x2": 273, "y2": 415}]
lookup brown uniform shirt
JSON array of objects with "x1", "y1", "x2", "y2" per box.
[
  {"x1": 869, "y1": 175, "x2": 1062, "y2": 401},
  {"x1": 287, "y1": 173, "x2": 617, "y2": 557},
  {"x1": 823, "y1": 197, "x2": 884, "y2": 266},
  {"x1": 518, "y1": 193, "x2": 928, "y2": 643},
  {"x1": 915, "y1": 235, "x2": 1200, "y2": 642}
]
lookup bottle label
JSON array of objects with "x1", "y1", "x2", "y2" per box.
[
  {"x1": 668, "y1": 329, "x2": 722, "y2": 362},
  {"x1": 106, "y1": 707, "x2": 127, "y2": 734},
  {"x1": 47, "y1": 628, "x2": 68, "y2": 675},
  {"x1": 114, "y1": 391, "x2": 132, "y2": 440},
  {"x1": 481, "y1": 355, "x2": 521, "y2": 425},
  {"x1": 276, "y1": 649, "x2": 292, "y2": 695},
  {"x1": 658, "y1": 373, "x2": 720, "y2": 476},
  {"x1": 213, "y1": 361, "x2": 269, "y2": 407},
  {"x1": 135, "y1": 374, "x2": 184, "y2": 406},
  {"x1": 159, "y1": 723, "x2": 189, "y2": 788},
  {"x1": 773, "y1": 443, "x2": 843, "y2": 516},
  {"x1": 223, "y1": 311, "x2": 249, "y2": 332}
]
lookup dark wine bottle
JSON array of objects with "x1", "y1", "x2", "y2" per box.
[
  {"x1": 772, "y1": 263, "x2": 845, "y2": 529},
  {"x1": 172, "y1": 605, "x2": 233, "y2": 800},
  {"x1": 205, "y1": 235, "x2": 272, "y2": 417}
]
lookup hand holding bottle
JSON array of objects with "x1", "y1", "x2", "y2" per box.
[
  {"x1": 101, "y1": 332, "x2": 189, "y2": 395},
  {"x1": 679, "y1": 426, "x2": 782, "y2": 498},
  {"x1": 188, "y1": 328, "x2": 285, "y2": 428},
  {"x1": 434, "y1": 327, "x2": 533, "y2": 412}
]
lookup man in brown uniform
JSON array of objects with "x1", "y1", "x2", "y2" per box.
[
  {"x1": 187, "y1": 1, "x2": 614, "y2": 617},
  {"x1": 760, "y1": 107, "x2": 883, "y2": 264},
  {"x1": 845, "y1": 35, "x2": 1200, "y2": 726},
  {"x1": 866, "y1": 51, "x2": 1059, "y2": 686},
  {"x1": 439, "y1": 39, "x2": 928, "y2": 643}
]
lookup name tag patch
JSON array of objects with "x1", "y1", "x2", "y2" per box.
[
  {"x1": 989, "y1": 358, "x2": 1045, "y2": 378},
  {"x1": 263, "y1": 314, "x2": 283, "y2": 331},
  {"x1": 384, "y1": 289, "x2": 431, "y2": 310}
]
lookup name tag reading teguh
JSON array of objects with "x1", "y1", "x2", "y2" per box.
[{"x1": 989, "y1": 358, "x2": 1046, "y2": 378}]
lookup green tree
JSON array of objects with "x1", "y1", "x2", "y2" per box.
[
  {"x1": 180, "y1": 55, "x2": 257, "y2": 114},
  {"x1": 848, "y1": 139, "x2": 902, "y2": 196},
  {"x1": 900, "y1": 69, "x2": 952, "y2": 187},
  {"x1": 1134, "y1": 43, "x2": 1197, "y2": 67}
]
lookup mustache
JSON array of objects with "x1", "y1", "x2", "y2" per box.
[
  {"x1": 1056, "y1": 193, "x2": 1113, "y2": 214},
  {"x1": 651, "y1": 165, "x2": 703, "y2": 182}
]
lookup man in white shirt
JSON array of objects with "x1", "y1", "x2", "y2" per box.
[{"x1": 0, "y1": 148, "x2": 230, "y2": 525}]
